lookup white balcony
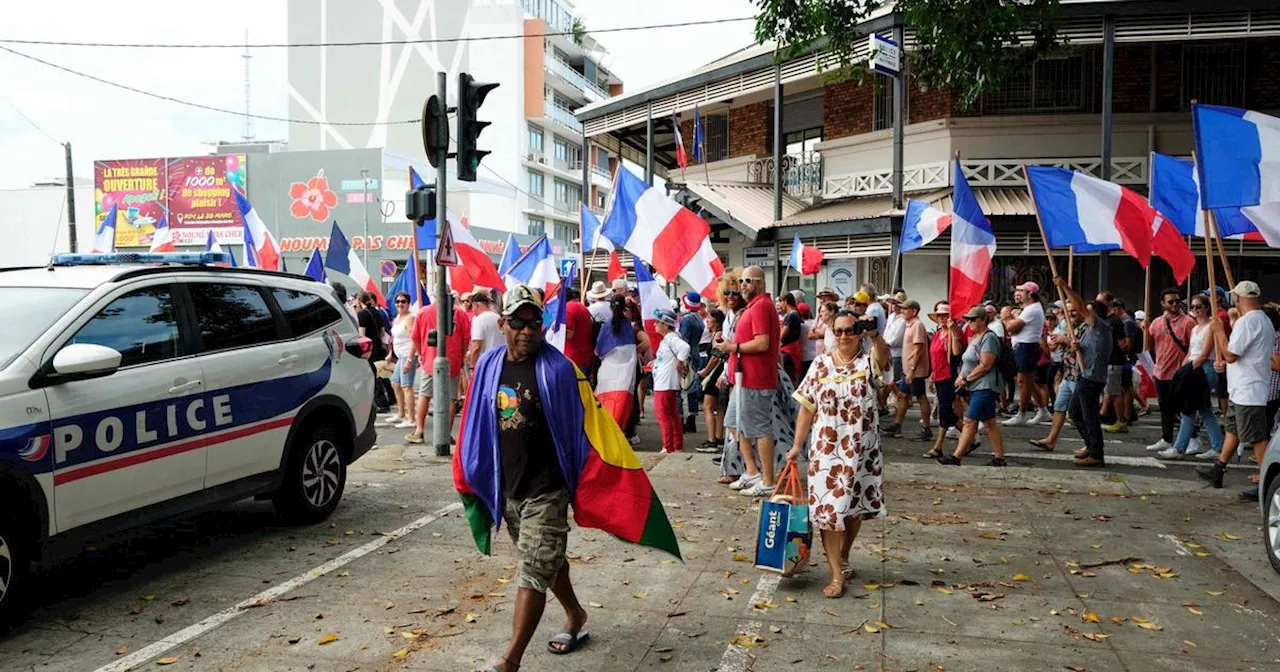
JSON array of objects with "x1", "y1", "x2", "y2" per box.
[
  {"x1": 544, "y1": 52, "x2": 607, "y2": 103},
  {"x1": 823, "y1": 157, "x2": 1149, "y2": 199},
  {"x1": 543, "y1": 101, "x2": 583, "y2": 133}
]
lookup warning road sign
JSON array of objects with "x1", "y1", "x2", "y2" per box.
[{"x1": 436, "y1": 220, "x2": 459, "y2": 266}]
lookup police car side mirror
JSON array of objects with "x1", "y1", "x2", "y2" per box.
[{"x1": 47, "y1": 343, "x2": 122, "y2": 383}]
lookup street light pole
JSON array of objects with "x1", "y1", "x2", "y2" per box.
[
  {"x1": 361, "y1": 168, "x2": 370, "y2": 271},
  {"x1": 432, "y1": 71, "x2": 451, "y2": 457}
]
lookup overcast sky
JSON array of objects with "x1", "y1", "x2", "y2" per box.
[{"x1": 0, "y1": 0, "x2": 757, "y2": 189}]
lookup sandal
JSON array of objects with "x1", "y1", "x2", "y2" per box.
[
  {"x1": 547, "y1": 630, "x2": 590, "y2": 655},
  {"x1": 1028, "y1": 439, "x2": 1054, "y2": 451},
  {"x1": 717, "y1": 475, "x2": 737, "y2": 484},
  {"x1": 841, "y1": 563, "x2": 856, "y2": 581},
  {"x1": 475, "y1": 660, "x2": 518, "y2": 672},
  {"x1": 823, "y1": 578, "x2": 845, "y2": 599},
  {"x1": 921, "y1": 449, "x2": 943, "y2": 459}
]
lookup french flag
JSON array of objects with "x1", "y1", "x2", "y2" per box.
[
  {"x1": 410, "y1": 167, "x2": 437, "y2": 251},
  {"x1": 1025, "y1": 165, "x2": 1153, "y2": 267},
  {"x1": 634, "y1": 261, "x2": 669, "y2": 353},
  {"x1": 497, "y1": 233, "x2": 522, "y2": 279},
  {"x1": 91, "y1": 204, "x2": 117, "y2": 254},
  {"x1": 672, "y1": 112, "x2": 689, "y2": 169},
  {"x1": 543, "y1": 274, "x2": 570, "y2": 353},
  {"x1": 948, "y1": 163, "x2": 995, "y2": 320},
  {"x1": 505, "y1": 235, "x2": 559, "y2": 295},
  {"x1": 148, "y1": 214, "x2": 175, "y2": 253},
  {"x1": 1192, "y1": 103, "x2": 1280, "y2": 210},
  {"x1": 581, "y1": 203, "x2": 612, "y2": 251},
  {"x1": 607, "y1": 250, "x2": 625, "y2": 283},
  {"x1": 303, "y1": 249, "x2": 326, "y2": 282},
  {"x1": 235, "y1": 190, "x2": 281, "y2": 271},
  {"x1": 204, "y1": 229, "x2": 234, "y2": 267},
  {"x1": 1149, "y1": 152, "x2": 1266, "y2": 241},
  {"x1": 602, "y1": 167, "x2": 723, "y2": 298},
  {"x1": 900, "y1": 199, "x2": 952, "y2": 252},
  {"x1": 386, "y1": 261, "x2": 429, "y2": 310},
  {"x1": 787, "y1": 234, "x2": 823, "y2": 274},
  {"x1": 325, "y1": 223, "x2": 385, "y2": 307},
  {"x1": 594, "y1": 300, "x2": 638, "y2": 428},
  {"x1": 446, "y1": 216, "x2": 507, "y2": 292},
  {"x1": 692, "y1": 105, "x2": 705, "y2": 164}
]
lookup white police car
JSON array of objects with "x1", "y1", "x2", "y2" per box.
[{"x1": 0, "y1": 252, "x2": 376, "y2": 624}]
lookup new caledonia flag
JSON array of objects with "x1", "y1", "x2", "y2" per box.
[{"x1": 453, "y1": 344, "x2": 681, "y2": 559}]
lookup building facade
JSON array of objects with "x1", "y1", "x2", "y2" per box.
[
  {"x1": 285, "y1": 0, "x2": 622, "y2": 251},
  {"x1": 576, "y1": 0, "x2": 1280, "y2": 314}
]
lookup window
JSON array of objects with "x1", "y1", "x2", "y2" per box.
[
  {"x1": 552, "y1": 136, "x2": 581, "y2": 169},
  {"x1": 554, "y1": 180, "x2": 581, "y2": 206},
  {"x1": 703, "y1": 114, "x2": 729, "y2": 162},
  {"x1": 784, "y1": 127, "x2": 823, "y2": 155},
  {"x1": 70, "y1": 286, "x2": 181, "y2": 368},
  {"x1": 528, "y1": 125, "x2": 544, "y2": 154},
  {"x1": 1182, "y1": 44, "x2": 1246, "y2": 109},
  {"x1": 595, "y1": 189, "x2": 608, "y2": 209},
  {"x1": 978, "y1": 55, "x2": 1085, "y2": 115},
  {"x1": 873, "y1": 77, "x2": 899, "y2": 131},
  {"x1": 553, "y1": 223, "x2": 575, "y2": 245},
  {"x1": 0, "y1": 287, "x2": 86, "y2": 370},
  {"x1": 527, "y1": 216, "x2": 545, "y2": 237},
  {"x1": 271, "y1": 288, "x2": 342, "y2": 337},
  {"x1": 528, "y1": 170, "x2": 545, "y2": 197},
  {"x1": 188, "y1": 283, "x2": 280, "y2": 352}
]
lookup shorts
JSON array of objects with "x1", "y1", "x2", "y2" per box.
[
  {"x1": 965, "y1": 389, "x2": 999, "y2": 422},
  {"x1": 1035, "y1": 363, "x2": 1056, "y2": 387},
  {"x1": 724, "y1": 386, "x2": 773, "y2": 440},
  {"x1": 1013, "y1": 343, "x2": 1042, "y2": 374},
  {"x1": 896, "y1": 377, "x2": 927, "y2": 398},
  {"x1": 1223, "y1": 402, "x2": 1269, "y2": 446},
  {"x1": 416, "y1": 372, "x2": 459, "y2": 398},
  {"x1": 1105, "y1": 365, "x2": 1124, "y2": 396},
  {"x1": 503, "y1": 489, "x2": 571, "y2": 593},
  {"x1": 1054, "y1": 379, "x2": 1077, "y2": 414},
  {"x1": 892, "y1": 357, "x2": 904, "y2": 382},
  {"x1": 935, "y1": 378, "x2": 958, "y2": 429},
  {"x1": 390, "y1": 356, "x2": 417, "y2": 386}
]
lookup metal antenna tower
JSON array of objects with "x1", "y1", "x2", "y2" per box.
[{"x1": 241, "y1": 29, "x2": 254, "y2": 142}]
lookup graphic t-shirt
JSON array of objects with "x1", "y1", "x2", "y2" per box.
[
  {"x1": 654, "y1": 331, "x2": 691, "y2": 392},
  {"x1": 497, "y1": 355, "x2": 565, "y2": 500}
]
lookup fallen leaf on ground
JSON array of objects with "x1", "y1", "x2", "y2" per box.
[
  {"x1": 382, "y1": 626, "x2": 394, "y2": 634},
  {"x1": 785, "y1": 596, "x2": 797, "y2": 602},
  {"x1": 1083, "y1": 632, "x2": 1109, "y2": 641},
  {"x1": 769, "y1": 625, "x2": 783, "y2": 633},
  {"x1": 862, "y1": 583, "x2": 881, "y2": 590},
  {"x1": 1206, "y1": 590, "x2": 1225, "y2": 597},
  {"x1": 1183, "y1": 640, "x2": 1197, "y2": 648},
  {"x1": 114, "y1": 647, "x2": 128, "y2": 656},
  {"x1": 1012, "y1": 574, "x2": 1028, "y2": 582},
  {"x1": 729, "y1": 633, "x2": 766, "y2": 647},
  {"x1": 731, "y1": 554, "x2": 749, "y2": 562},
  {"x1": 465, "y1": 613, "x2": 479, "y2": 623},
  {"x1": 1219, "y1": 532, "x2": 1241, "y2": 541},
  {"x1": 936, "y1": 587, "x2": 953, "y2": 595},
  {"x1": 863, "y1": 623, "x2": 880, "y2": 633},
  {"x1": 156, "y1": 657, "x2": 179, "y2": 665},
  {"x1": 317, "y1": 634, "x2": 339, "y2": 645},
  {"x1": 1082, "y1": 612, "x2": 1101, "y2": 623},
  {"x1": 752, "y1": 601, "x2": 778, "y2": 609},
  {"x1": 1187, "y1": 607, "x2": 1203, "y2": 616},
  {"x1": 392, "y1": 649, "x2": 409, "y2": 659},
  {"x1": 588, "y1": 602, "x2": 603, "y2": 608},
  {"x1": 169, "y1": 597, "x2": 189, "y2": 607},
  {"x1": 1108, "y1": 616, "x2": 1126, "y2": 624},
  {"x1": 633, "y1": 592, "x2": 648, "y2": 599},
  {"x1": 402, "y1": 631, "x2": 420, "y2": 640}
]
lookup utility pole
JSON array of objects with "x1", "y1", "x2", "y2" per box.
[
  {"x1": 432, "y1": 71, "x2": 451, "y2": 458},
  {"x1": 64, "y1": 142, "x2": 77, "y2": 253},
  {"x1": 361, "y1": 168, "x2": 371, "y2": 271},
  {"x1": 1098, "y1": 13, "x2": 1116, "y2": 291}
]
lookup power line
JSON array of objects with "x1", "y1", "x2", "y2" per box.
[
  {"x1": 481, "y1": 162, "x2": 580, "y2": 220},
  {"x1": 0, "y1": 45, "x2": 418, "y2": 126},
  {"x1": 0, "y1": 93, "x2": 62, "y2": 144},
  {"x1": 0, "y1": 17, "x2": 755, "y2": 49}
]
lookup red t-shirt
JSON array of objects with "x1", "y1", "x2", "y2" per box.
[
  {"x1": 929, "y1": 328, "x2": 967, "y2": 382},
  {"x1": 413, "y1": 306, "x2": 470, "y2": 377},
  {"x1": 1149, "y1": 312, "x2": 1195, "y2": 381},
  {"x1": 564, "y1": 301, "x2": 595, "y2": 369},
  {"x1": 729, "y1": 293, "x2": 781, "y2": 390}
]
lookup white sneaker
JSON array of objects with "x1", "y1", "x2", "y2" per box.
[
  {"x1": 946, "y1": 427, "x2": 961, "y2": 440},
  {"x1": 1156, "y1": 446, "x2": 1184, "y2": 460},
  {"x1": 729, "y1": 473, "x2": 761, "y2": 491},
  {"x1": 979, "y1": 423, "x2": 989, "y2": 435},
  {"x1": 1031, "y1": 408, "x2": 1052, "y2": 425},
  {"x1": 743, "y1": 482, "x2": 775, "y2": 497},
  {"x1": 382, "y1": 413, "x2": 402, "y2": 423},
  {"x1": 1002, "y1": 413, "x2": 1028, "y2": 427},
  {"x1": 628, "y1": 435, "x2": 641, "y2": 447},
  {"x1": 1195, "y1": 447, "x2": 1220, "y2": 461},
  {"x1": 394, "y1": 420, "x2": 416, "y2": 429},
  {"x1": 1146, "y1": 439, "x2": 1172, "y2": 452},
  {"x1": 1186, "y1": 437, "x2": 1203, "y2": 455}
]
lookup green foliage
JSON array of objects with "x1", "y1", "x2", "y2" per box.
[
  {"x1": 755, "y1": 0, "x2": 1062, "y2": 109},
  {"x1": 571, "y1": 17, "x2": 587, "y2": 46}
]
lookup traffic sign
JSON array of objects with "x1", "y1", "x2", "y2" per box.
[
  {"x1": 868, "y1": 34, "x2": 901, "y2": 76},
  {"x1": 379, "y1": 260, "x2": 398, "y2": 279},
  {"x1": 436, "y1": 220, "x2": 460, "y2": 266}
]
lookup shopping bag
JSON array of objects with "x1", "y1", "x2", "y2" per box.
[{"x1": 753, "y1": 462, "x2": 811, "y2": 576}]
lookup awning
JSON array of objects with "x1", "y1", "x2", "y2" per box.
[
  {"x1": 682, "y1": 181, "x2": 809, "y2": 240},
  {"x1": 775, "y1": 186, "x2": 1036, "y2": 229}
]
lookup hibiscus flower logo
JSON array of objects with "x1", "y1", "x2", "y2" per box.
[{"x1": 289, "y1": 169, "x2": 339, "y2": 222}]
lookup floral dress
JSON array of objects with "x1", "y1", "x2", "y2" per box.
[{"x1": 792, "y1": 351, "x2": 886, "y2": 531}]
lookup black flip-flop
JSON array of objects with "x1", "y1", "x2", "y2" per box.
[
  {"x1": 548, "y1": 631, "x2": 589, "y2": 655},
  {"x1": 1028, "y1": 439, "x2": 1054, "y2": 451}
]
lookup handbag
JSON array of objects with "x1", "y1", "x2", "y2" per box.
[
  {"x1": 753, "y1": 462, "x2": 812, "y2": 577},
  {"x1": 375, "y1": 358, "x2": 396, "y2": 379}
]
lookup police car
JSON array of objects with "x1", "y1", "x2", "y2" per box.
[{"x1": 0, "y1": 252, "x2": 376, "y2": 624}]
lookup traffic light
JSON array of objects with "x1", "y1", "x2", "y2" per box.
[
  {"x1": 421, "y1": 95, "x2": 448, "y2": 168},
  {"x1": 456, "y1": 72, "x2": 498, "y2": 182},
  {"x1": 405, "y1": 184, "x2": 436, "y2": 222}
]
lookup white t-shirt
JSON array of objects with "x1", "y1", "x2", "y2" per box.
[
  {"x1": 1050, "y1": 321, "x2": 1065, "y2": 362},
  {"x1": 470, "y1": 311, "x2": 504, "y2": 354},
  {"x1": 1012, "y1": 302, "x2": 1045, "y2": 345},
  {"x1": 988, "y1": 318, "x2": 1007, "y2": 339},
  {"x1": 823, "y1": 326, "x2": 836, "y2": 354},
  {"x1": 653, "y1": 331, "x2": 691, "y2": 392},
  {"x1": 801, "y1": 319, "x2": 817, "y2": 362},
  {"x1": 884, "y1": 313, "x2": 906, "y2": 358},
  {"x1": 1186, "y1": 322, "x2": 1211, "y2": 364},
  {"x1": 1226, "y1": 309, "x2": 1276, "y2": 406},
  {"x1": 588, "y1": 300, "x2": 612, "y2": 323}
]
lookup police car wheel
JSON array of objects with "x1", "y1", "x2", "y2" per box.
[
  {"x1": 1266, "y1": 474, "x2": 1280, "y2": 575},
  {"x1": 274, "y1": 425, "x2": 347, "y2": 524},
  {"x1": 0, "y1": 516, "x2": 28, "y2": 627}
]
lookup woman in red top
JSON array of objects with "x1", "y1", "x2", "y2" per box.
[{"x1": 923, "y1": 302, "x2": 968, "y2": 459}]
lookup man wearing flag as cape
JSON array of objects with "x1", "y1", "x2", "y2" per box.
[{"x1": 454, "y1": 284, "x2": 680, "y2": 672}]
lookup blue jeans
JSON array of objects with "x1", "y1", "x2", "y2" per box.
[{"x1": 1173, "y1": 410, "x2": 1223, "y2": 454}]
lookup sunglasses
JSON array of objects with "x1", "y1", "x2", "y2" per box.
[
  {"x1": 395, "y1": 298, "x2": 409, "y2": 303},
  {"x1": 725, "y1": 289, "x2": 742, "y2": 296},
  {"x1": 1190, "y1": 304, "x2": 1207, "y2": 311},
  {"x1": 507, "y1": 317, "x2": 542, "y2": 331},
  {"x1": 738, "y1": 278, "x2": 762, "y2": 285},
  {"x1": 832, "y1": 327, "x2": 856, "y2": 336}
]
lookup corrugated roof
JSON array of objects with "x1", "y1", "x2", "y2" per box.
[
  {"x1": 685, "y1": 182, "x2": 808, "y2": 235},
  {"x1": 775, "y1": 187, "x2": 1035, "y2": 228},
  {"x1": 931, "y1": 187, "x2": 1036, "y2": 217}
]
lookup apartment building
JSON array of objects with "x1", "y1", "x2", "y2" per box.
[
  {"x1": 286, "y1": 0, "x2": 621, "y2": 252},
  {"x1": 575, "y1": 0, "x2": 1280, "y2": 313}
]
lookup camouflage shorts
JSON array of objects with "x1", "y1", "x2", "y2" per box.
[{"x1": 503, "y1": 489, "x2": 571, "y2": 593}]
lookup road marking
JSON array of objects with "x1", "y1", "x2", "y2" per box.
[
  {"x1": 93, "y1": 501, "x2": 462, "y2": 672},
  {"x1": 1003, "y1": 452, "x2": 1167, "y2": 469},
  {"x1": 716, "y1": 572, "x2": 780, "y2": 672},
  {"x1": 1159, "y1": 533, "x2": 1193, "y2": 556}
]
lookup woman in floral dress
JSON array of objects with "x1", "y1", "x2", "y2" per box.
[{"x1": 787, "y1": 311, "x2": 890, "y2": 598}]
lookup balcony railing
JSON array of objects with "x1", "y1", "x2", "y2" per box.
[
  {"x1": 822, "y1": 157, "x2": 1149, "y2": 199},
  {"x1": 746, "y1": 152, "x2": 824, "y2": 199},
  {"x1": 544, "y1": 53, "x2": 607, "y2": 102},
  {"x1": 543, "y1": 101, "x2": 582, "y2": 133},
  {"x1": 572, "y1": 160, "x2": 612, "y2": 181}
]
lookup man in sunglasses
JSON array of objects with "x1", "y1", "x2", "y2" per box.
[{"x1": 1145, "y1": 288, "x2": 1194, "y2": 454}]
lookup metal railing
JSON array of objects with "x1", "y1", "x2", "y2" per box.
[
  {"x1": 572, "y1": 160, "x2": 612, "y2": 180},
  {"x1": 544, "y1": 53, "x2": 608, "y2": 102},
  {"x1": 821, "y1": 156, "x2": 1149, "y2": 199},
  {"x1": 543, "y1": 101, "x2": 583, "y2": 133},
  {"x1": 746, "y1": 152, "x2": 824, "y2": 199}
]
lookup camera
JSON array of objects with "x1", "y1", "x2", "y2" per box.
[{"x1": 852, "y1": 319, "x2": 876, "y2": 335}]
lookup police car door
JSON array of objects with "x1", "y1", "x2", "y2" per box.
[
  {"x1": 183, "y1": 281, "x2": 300, "y2": 487},
  {"x1": 41, "y1": 281, "x2": 208, "y2": 532}
]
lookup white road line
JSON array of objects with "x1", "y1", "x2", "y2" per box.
[
  {"x1": 1003, "y1": 452, "x2": 1167, "y2": 468},
  {"x1": 1159, "y1": 533, "x2": 1193, "y2": 557},
  {"x1": 93, "y1": 501, "x2": 462, "y2": 672},
  {"x1": 716, "y1": 572, "x2": 781, "y2": 672}
]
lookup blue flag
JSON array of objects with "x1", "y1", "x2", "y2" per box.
[
  {"x1": 386, "y1": 261, "x2": 429, "y2": 309},
  {"x1": 497, "y1": 233, "x2": 522, "y2": 278},
  {"x1": 692, "y1": 104, "x2": 705, "y2": 163},
  {"x1": 410, "y1": 167, "x2": 437, "y2": 250},
  {"x1": 303, "y1": 249, "x2": 326, "y2": 282}
]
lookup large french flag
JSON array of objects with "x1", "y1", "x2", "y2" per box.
[
  {"x1": 543, "y1": 276, "x2": 570, "y2": 354},
  {"x1": 1192, "y1": 103, "x2": 1280, "y2": 210},
  {"x1": 1026, "y1": 165, "x2": 1153, "y2": 267},
  {"x1": 581, "y1": 203, "x2": 612, "y2": 251},
  {"x1": 594, "y1": 309, "x2": 638, "y2": 428},
  {"x1": 235, "y1": 190, "x2": 281, "y2": 271},
  {"x1": 634, "y1": 261, "x2": 669, "y2": 353},
  {"x1": 1150, "y1": 152, "x2": 1266, "y2": 241},
  {"x1": 204, "y1": 229, "x2": 234, "y2": 267},
  {"x1": 325, "y1": 223, "x2": 385, "y2": 306},
  {"x1": 948, "y1": 163, "x2": 995, "y2": 319},
  {"x1": 447, "y1": 217, "x2": 507, "y2": 292},
  {"x1": 787, "y1": 234, "x2": 823, "y2": 274},
  {"x1": 91, "y1": 204, "x2": 118, "y2": 254},
  {"x1": 148, "y1": 214, "x2": 175, "y2": 253},
  {"x1": 506, "y1": 235, "x2": 558, "y2": 295},
  {"x1": 602, "y1": 167, "x2": 723, "y2": 298},
  {"x1": 901, "y1": 199, "x2": 952, "y2": 252}
]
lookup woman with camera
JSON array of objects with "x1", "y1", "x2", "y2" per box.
[{"x1": 786, "y1": 310, "x2": 889, "y2": 598}]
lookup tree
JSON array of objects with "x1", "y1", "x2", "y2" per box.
[{"x1": 754, "y1": 0, "x2": 1062, "y2": 109}]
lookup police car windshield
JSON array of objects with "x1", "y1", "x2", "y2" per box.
[{"x1": 1, "y1": 288, "x2": 88, "y2": 369}]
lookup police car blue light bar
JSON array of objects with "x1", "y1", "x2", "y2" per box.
[{"x1": 51, "y1": 252, "x2": 233, "y2": 266}]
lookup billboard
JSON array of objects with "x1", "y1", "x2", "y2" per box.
[{"x1": 94, "y1": 155, "x2": 247, "y2": 248}]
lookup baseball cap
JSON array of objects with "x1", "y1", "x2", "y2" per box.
[
  {"x1": 501, "y1": 284, "x2": 544, "y2": 316},
  {"x1": 653, "y1": 308, "x2": 678, "y2": 326},
  {"x1": 1134, "y1": 310, "x2": 1146, "y2": 321},
  {"x1": 1017, "y1": 281, "x2": 1040, "y2": 294},
  {"x1": 1232, "y1": 280, "x2": 1261, "y2": 298},
  {"x1": 852, "y1": 291, "x2": 871, "y2": 304},
  {"x1": 961, "y1": 306, "x2": 986, "y2": 320}
]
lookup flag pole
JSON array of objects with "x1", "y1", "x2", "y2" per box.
[
  {"x1": 1022, "y1": 165, "x2": 1074, "y2": 336},
  {"x1": 1067, "y1": 248, "x2": 1074, "y2": 287},
  {"x1": 1208, "y1": 209, "x2": 1236, "y2": 290}
]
